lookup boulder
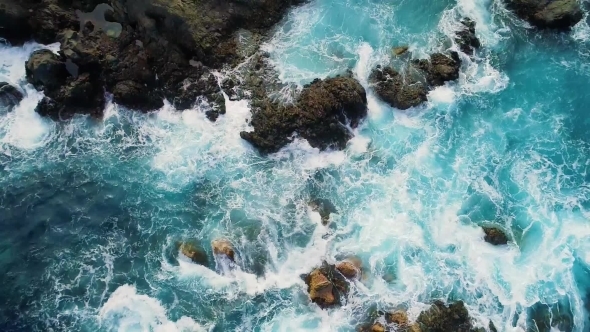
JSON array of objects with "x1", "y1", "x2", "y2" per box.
[
  {"x1": 34, "y1": 72, "x2": 105, "y2": 118},
  {"x1": 179, "y1": 241, "x2": 208, "y2": 265},
  {"x1": 482, "y1": 226, "x2": 509, "y2": 245},
  {"x1": 369, "y1": 66, "x2": 427, "y2": 110},
  {"x1": 0, "y1": 0, "x2": 32, "y2": 44},
  {"x1": 241, "y1": 76, "x2": 367, "y2": 154},
  {"x1": 386, "y1": 310, "x2": 409, "y2": 326},
  {"x1": 506, "y1": 0, "x2": 582, "y2": 30},
  {"x1": 304, "y1": 262, "x2": 349, "y2": 308},
  {"x1": 25, "y1": 49, "x2": 68, "y2": 91},
  {"x1": 413, "y1": 52, "x2": 461, "y2": 87},
  {"x1": 455, "y1": 18, "x2": 480, "y2": 55},
  {"x1": 112, "y1": 80, "x2": 163, "y2": 111},
  {"x1": 416, "y1": 300, "x2": 476, "y2": 332},
  {"x1": 212, "y1": 238, "x2": 235, "y2": 262},
  {"x1": 359, "y1": 310, "x2": 422, "y2": 332},
  {"x1": 0, "y1": 82, "x2": 24, "y2": 108},
  {"x1": 336, "y1": 259, "x2": 361, "y2": 279}
]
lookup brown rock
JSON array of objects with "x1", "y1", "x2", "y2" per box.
[
  {"x1": 393, "y1": 46, "x2": 409, "y2": 56},
  {"x1": 336, "y1": 260, "x2": 361, "y2": 279},
  {"x1": 482, "y1": 226, "x2": 509, "y2": 245},
  {"x1": 179, "y1": 242, "x2": 208, "y2": 265},
  {"x1": 386, "y1": 310, "x2": 409, "y2": 326},
  {"x1": 212, "y1": 239, "x2": 235, "y2": 261},
  {"x1": 307, "y1": 269, "x2": 335, "y2": 306}
]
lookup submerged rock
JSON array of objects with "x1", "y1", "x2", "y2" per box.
[
  {"x1": 179, "y1": 241, "x2": 208, "y2": 266},
  {"x1": 482, "y1": 226, "x2": 509, "y2": 245},
  {"x1": 0, "y1": 82, "x2": 24, "y2": 108},
  {"x1": 241, "y1": 76, "x2": 367, "y2": 154},
  {"x1": 212, "y1": 239, "x2": 236, "y2": 262},
  {"x1": 369, "y1": 66, "x2": 427, "y2": 110},
  {"x1": 304, "y1": 262, "x2": 349, "y2": 308},
  {"x1": 393, "y1": 45, "x2": 409, "y2": 56},
  {"x1": 309, "y1": 198, "x2": 338, "y2": 225},
  {"x1": 416, "y1": 300, "x2": 477, "y2": 332},
  {"x1": 506, "y1": 0, "x2": 582, "y2": 30},
  {"x1": 413, "y1": 52, "x2": 461, "y2": 87},
  {"x1": 455, "y1": 18, "x2": 481, "y2": 55}
]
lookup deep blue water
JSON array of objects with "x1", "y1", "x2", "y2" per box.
[{"x1": 2, "y1": 0, "x2": 590, "y2": 331}]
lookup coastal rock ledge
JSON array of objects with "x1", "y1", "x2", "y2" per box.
[
  {"x1": 505, "y1": 0, "x2": 582, "y2": 30},
  {"x1": 240, "y1": 75, "x2": 368, "y2": 154}
]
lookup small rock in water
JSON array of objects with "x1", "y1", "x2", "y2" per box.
[
  {"x1": 0, "y1": 82, "x2": 24, "y2": 108},
  {"x1": 309, "y1": 198, "x2": 338, "y2": 225},
  {"x1": 304, "y1": 262, "x2": 349, "y2": 308},
  {"x1": 392, "y1": 45, "x2": 409, "y2": 56},
  {"x1": 455, "y1": 18, "x2": 480, "y2": 55},
  {"x1": 212, "y1": 238, "x2": 235, "y2": 262},
  {"x1": 335, "y1": 259, "x2": 361, "y2": 279},
  {"x1": 416, "y1": 300, "x2": 474, "y2": 332},
  {"x1": 413, "y1": 52, "x2": 461, "y2": 87},
  {"x1": 369, "y1": 66, "x2": 428, "y2": 110},
  {"x1": 482, "y1": 226, "x2": 509, "y2": 245},
  {"x1": 179, "y1": 241, "x2": 208, "y2": 266}
]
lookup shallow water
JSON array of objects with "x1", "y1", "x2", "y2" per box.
[{"x1": 1, "y1": 0, "x2": 590, "y2": 331}]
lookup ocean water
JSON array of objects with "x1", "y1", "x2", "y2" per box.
[{"x1": 1, "y1": 0, "x2": 590, "y2": 331}]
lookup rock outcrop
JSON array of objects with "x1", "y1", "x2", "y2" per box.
[
  {"x1": 455, "y1": 18, "x2": 480, "y2": 55},
  {"x1": 0, "y1": 82, "x2": 24, "y2": 108},
  {"x1": 179, "y1": 241, "x2": 209, "y2": 265},
  {"x1": 505, "y1": 0, "x2": 582, "y2": 30},
  {"x1": 369, "y1": 66, "x2": 427, "y2": 110},
  {"x1": 5, "y1": 0, "x2": 305, "y2": 119},
  {"x1": 241, "y1": 75, "x2": 368, "y2": 154},
  {"x1": 304, "y1": 262, "x2": 349, "y2": 308},
  {"x1": 335, "y1": 258, "x2": 361, "y2": 279},
  {"x1": 212, "y1": 238, "x2": 236, "y2": 262},
  {"x1": 482, "y1": 226, "x2": 509, "y2": 245},
  {"x1": 413, "y1": 52, "x2": 461, "y2": 87},
  {"x1": 416, "y1": 300, "x2": 477, "y2": 332}
]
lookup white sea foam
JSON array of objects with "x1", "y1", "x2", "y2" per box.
[{"x1": 99, "y1": 284, "x2": 205, "y2": 332}]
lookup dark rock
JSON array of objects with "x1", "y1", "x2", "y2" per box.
[
  {"x1": 506, "y1": 0, "x2": 582, "y2": 30},
  {"x1": 309, "y1": 197, "x2": 338, "y2": 225},
  {"x1": 455, "y1": 18, "x2": 481, "y2": 55},
  {"x1": 112, "y1": 80, "x2": 163, "y2": 111},
  {"x1": 369, "y1": 66, "x2": 427, "y2": 110},
  {"x1": 35, "y1": 72, "x2": 105, "y2": 119},
  {"x1": 241, "y1": 76, "x2": 367, "y2": 154},
  {"x1": 482, "y1": 226, "x2": 509, "y2": 245},
  {"x1": 304, "y1": 261, "x2": 349, "y2": 308},
  {"x1": 416, "y1": 300, "x2": 478, "y2": 332},
  {"x1": 25, "y1": 49, "x2": 68, "y2": 91},
  {"x1": 0, "y1": 82, "x2": 24, "y2": 108},
  {"x1": 179, "y1": 241, "x2": 208, "y2": 266},
  {"x1": 0, "y1": 0, "x2": 32, "y2": 44},
  {"x1": 413, "y1": 52, "x2": 461, "y2": 87},
  {"x1": 29, "y1": 0, "x2": 78, "y2": 44}
]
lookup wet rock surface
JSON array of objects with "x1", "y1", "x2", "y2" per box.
[
  {"x1": 304, "y1": 262, "x2": 349, "y2": 308},
  {"x1": 179, "y1": 241, "x2": 208, "y2": 266},
  {"x1": 241, "y1": 75, "x2": 367, "y2": 154},
  {"x1": 416, "y1": 300, "x2": 478, "y2": 332},
  {"x1": 369, "y1": 66, "x2": 427, "y2": 110},
  {"x1": 455, "y1": 18, "x2": 481, "y2": 55},
  {"x1": 506, "y1": 0, "x2": 582, "y2": 30},
  {"x1": 0, "y1": 82, "x2": 24, "y2": 108},
  {"x1": 4, "y1": 0, "x2": 305, "y2": 119},
  {"x1": 482, "y1": 226, "x2": 509, "y2": 245},
  {"x1": 413, "y1": 52, "x2": 461, "y2": 87},
  {"x1": 212, "y1": 239, "x2": 236, "y2": 262}
]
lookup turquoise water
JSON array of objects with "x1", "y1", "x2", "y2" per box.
[{"x1": 2, "y1": 0, "x2": 590, "y2": 331}]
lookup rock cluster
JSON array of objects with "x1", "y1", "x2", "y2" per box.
[
  {"x1": 505, "y1": 0, "x2": 582, "y2": 30},
  {"x1": 1, "y1": 0, "x2": 305, "y2": 119},
  {"x1": 0, "y1": 82, "x2": 24, "y2": 109},
  {"x1": 241, "y1": 75, "x2": 368, "y2": 154},
  {"x1": 369, "y1": 51, "x2": 461, "y2": 110},
  {"x1": 455, "y1": 18, "x2": 481, "y2": 55},
  {"x1": 303, "y1": 262, "x2": 350, "y2": 308}
]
